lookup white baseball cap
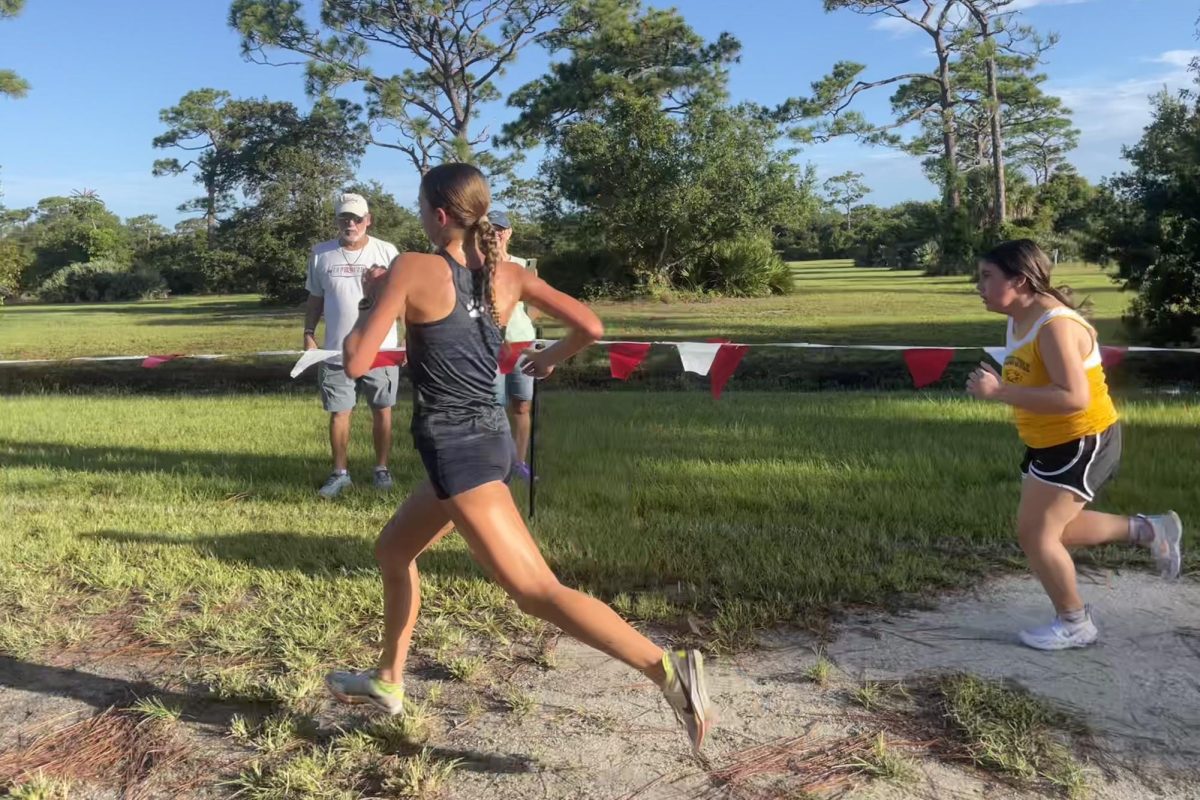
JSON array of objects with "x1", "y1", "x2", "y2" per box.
[{"x1": 335, "y1": 193, "x2": 369, "y2": 217}]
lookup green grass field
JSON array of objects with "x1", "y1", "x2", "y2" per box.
[
  {"x1": 0, "y1": 260, "x2": 1130, "y2": 360},
  {"x1": 3, "y1": 392, "x2": 1196, "y2": 673}
]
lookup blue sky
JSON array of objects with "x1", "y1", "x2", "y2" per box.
[{"x1": 0, "y1": 0, "x2": 1196, "y2": 226}]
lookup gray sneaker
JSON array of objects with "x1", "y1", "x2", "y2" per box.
[
  {"x1": 318, "y1": 471, "x2": 352, "y2": 499},
  {"x1": 373, "y1": 467, "x2": 394, "y2": 491},
  {"x1": 1143, "y1": 512, "x2": 1183, "y2": 580}
]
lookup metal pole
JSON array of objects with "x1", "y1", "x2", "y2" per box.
[
  {"x1": 527, "y1": 258, "x2": 540, "y2": 520},
  {"x1": 529, "y1": 323, "x2": 540, "y2": 518}
]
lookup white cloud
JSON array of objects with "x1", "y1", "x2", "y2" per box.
[
  {"x1": 1149, "y1": 50, "x2": 1200, "y2": 69},
  {"x1": 806, "y1": 140, "x2": 938, "y2": 206},
  {"x1": 1047, "y1": 50, "x2": 1196, "y2": 179},
  {"x1": 871, "y1": 14, "x2": 921, "y2": 37},
  {"x1": 1007, "y1": 0, "x2": 1091, "y2": 9},
  {"x1": 870, "y1": 0, "x2": 1092, "y2": 37},
  {"x1": 1049, "y1": 53, "x2": 1196, "y2": 142},
  {"x1": 804, "y1": 43, "x2": 1194, "y2": 202}
]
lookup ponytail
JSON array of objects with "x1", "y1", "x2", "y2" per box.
[{"x1": 470, "y1": 217, "x2": 503, "y2": 332}]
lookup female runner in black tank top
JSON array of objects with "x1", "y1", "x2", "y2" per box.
[{"x1": 329, "y1": 163, "x2": 712, "y2": 751}]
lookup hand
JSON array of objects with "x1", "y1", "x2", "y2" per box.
[
  {"x1": 966, "y1": 362, "x2": 1002, "y2": 400},
  {"x1": 519, "y1": 347, "x2": 555, "y2": 379},
  {"x1": 362, "y1": 265, "x2": 388, "y2": 303},
  {"x1": 303, "y1": 332, "x2": 318, "y2": 351}
]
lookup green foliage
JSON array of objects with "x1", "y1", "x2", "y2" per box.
[
  {"x1": 502, "y1": 0, "x2": 741, "y2": 147},
  {"x1": 848, "y1": 201, "x2": 946, "y2": 269},
  {"x1": 792, "y1": 3, "x2": 1078, "y2": 272},
  {"x1": 823, "y1": 170, "x2": 869, "y2": 232},
  {"x1": 534, "y1": 247, "x2": 633, "y2": 299},
  {"x1": 0, "y1": 0, "x2": 28, "y2": 99},
  {"x1": 704, "y1": 234, "x2": 793, "y2": 297},
  {"x1": 5, "y1": 195, "x2": 131, "y2": 290},
  {"x1": 1089, "y1": 77, "x2": 1200, "y2": 345},
  {"x1": 231, "y1": 0, "x2": 561, "y2": 177},
  {"x1": 140, "y1": 230, "x2": 256, "y2": 296},
  {"x1": 542, "y1": 96, "x2": 806, "y2": 292},
  {"x1": 937, "y1": 674, "x2": 1087, "y2": 794},
  {"x1": 148, "y1": 90, "x2": 367, "y2": 302},
  {"x1": 0, "y1": 237, "x2": 27, "y2": 297},
  {"x1": 152, "y1": 88, "x2": 238, "y2": 231},
  {"x1": 36, "y1": 258, "x2": 168, "y2": 303}
]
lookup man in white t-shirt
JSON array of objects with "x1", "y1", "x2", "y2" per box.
[
  {"x1": 303, "y1": 193, "x2": 400, "y2": 498},
  {"x1": 489, "y1": 210, "x2": 538, "y2": 482}
]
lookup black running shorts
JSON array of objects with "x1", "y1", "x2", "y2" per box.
[{"x1": 1020, "y1": 423, "x2": 1122, "y2": 503}]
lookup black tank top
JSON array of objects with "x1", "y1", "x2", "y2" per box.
[{"x1": 405, "y1": 251, "x2": 502, "y2": 420}]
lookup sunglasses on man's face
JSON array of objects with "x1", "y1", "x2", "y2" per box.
[{"x1": 338, "y1": 214, "x2": 365, "y2": 225}]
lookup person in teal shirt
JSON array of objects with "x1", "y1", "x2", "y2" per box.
[{"x1": 490, "y1": 211, "x2": 537, "y2": 481}]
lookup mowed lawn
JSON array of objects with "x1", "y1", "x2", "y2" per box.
[
  {"x1": 2, "y1": 392, "x2": 1196, "y2": 682},
  {"x1": 0, "y1": 260, "x2": 1130, "y2": 360}
]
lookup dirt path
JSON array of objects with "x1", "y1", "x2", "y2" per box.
[{"x1": 1, "y1": 572, "x2": 1196, "y2": 799}]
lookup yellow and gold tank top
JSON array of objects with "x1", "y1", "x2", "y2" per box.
[{"x1": 1000, "y1": 307, "x2": 1119, "y2": 449}]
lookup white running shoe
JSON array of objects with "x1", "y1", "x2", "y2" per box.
[{"x1": 1018, "y1": 610, "x2": 1098, "y2": 651}]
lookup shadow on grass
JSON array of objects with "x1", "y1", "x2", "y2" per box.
[
  {"x1": 1, "y1": 298, "x2": 284, "y2": 320},
  {"x1": 91, "y1": 529, "x2": 483, "y2": 581},
  {"x1": 0, "y1": 437, "x2": 426, "y2": 501}
]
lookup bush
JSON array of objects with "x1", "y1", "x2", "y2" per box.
[
  {"x1": 536, "y1": 248, "x2": 635, "y2": 299},
  {"x1": 915, "y1": 239, "x2": 940, "y2": 271},
  {"x1": 255, "y1": 245, "x2": 310, "y2": 306},
  {"x1": 0, "y1": 239, "x2": 27, "y2": 298},
  {"x1": 136, "y1": 232, "x2": 256, "y2": 295},
  {"x1": 703, "y1": 235, "x2": 793, "y2": 297},
  {"x1": 37, "y1": 259, "x2": 168, "y2": 303}
]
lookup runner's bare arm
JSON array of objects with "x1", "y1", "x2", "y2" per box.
[{"x1": 343, "y1": 255, "x2": 414, "y2": 379}]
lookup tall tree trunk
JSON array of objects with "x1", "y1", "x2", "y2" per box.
[
  {"x1": 985, "y1": 51, "x2": 1006, "y2": 228},
  {"x1": 935, "y1": 45, "x2": 961, "y2": 213},
  {"x1": 205, "y1": 184, "x2": 217, "y2": 243},
  {"x1": 969, "y1": 7, "x2": 1007, "y2": 230}
]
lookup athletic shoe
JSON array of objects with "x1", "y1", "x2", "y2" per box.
[
  {"x1": 373, "y1": 467, "x2": 394, "y2": 491},
  {"x1": 660, "y1": 649, "x2": 713, "y2": 751},
  {"x1": 1142, "y1": 512, "x2": 1183, "y2": 580},
  {"x1": 318, "y1": 471, "x2": 352, "y2": 499},
  {"x1": 1018, "y1": 611, "x2": 1098, "y2": 651},
  {"x1": 325, "y1": 668, "x2": 405, "y2": 714}
]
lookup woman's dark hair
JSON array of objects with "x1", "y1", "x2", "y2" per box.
[{"x1": 982, "y1": 239, "x2": 1077, "y2": 308}]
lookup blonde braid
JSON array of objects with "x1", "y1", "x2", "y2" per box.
[{"x1": 473, "y1": 217, "x2": 503, "y2": 330}]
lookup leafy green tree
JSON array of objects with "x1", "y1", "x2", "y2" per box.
[
  {"x1": 230, "y1": 0, "x2": 567, "y2": 176},
  {"x1": 0, "y1": 0, "x2": 29, "y2": 99},
  {"x1": 1090, "y1": 74, "x2": 1200, "y2": 344},
  {"x1": 501, "y1": 0, "x2": 740, "y2": 147}
]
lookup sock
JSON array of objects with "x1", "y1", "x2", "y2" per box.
[
  {"x1": 1060, "y1": 607, "x2": 1087, "y2": 625},
  {"x1": 333, "y1": 468, "x2": 349, "y2": 476},
  {"x1": 370, "y1": 673, "x2": 403, "y2": 695},
  {"x1": 1129, "y1": 515, "x2": 1155, "y2": 547},
  {"x1": 660, "y1": 652, "x2": 676, "y2": 688}
]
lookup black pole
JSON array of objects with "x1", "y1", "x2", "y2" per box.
[{"x1": 529, "y1": 325, "x2": 541, "y2": 518}]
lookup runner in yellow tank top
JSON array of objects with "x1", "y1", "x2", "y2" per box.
[
  {"x1": 1003, "y1": 305, "x2": 1118, "y2": 448},
  {"x1": 966, "y1": 240, "x2": 1183, "y2": 651}
]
